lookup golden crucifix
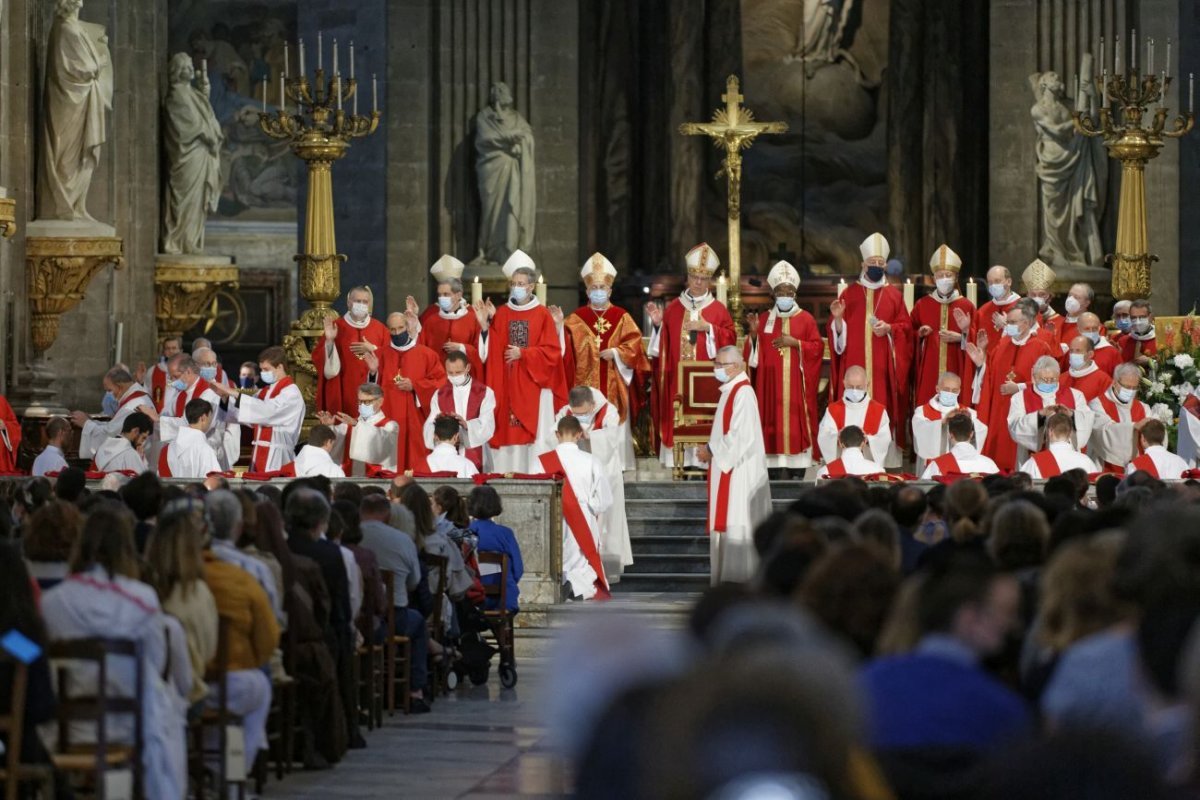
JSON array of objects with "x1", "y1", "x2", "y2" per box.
[{"x1": 679, "y1": 75, "x2": 788, "y2": 322}]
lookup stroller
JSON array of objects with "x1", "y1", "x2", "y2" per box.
[{"x1": 447, "y1": 527, "x2": 518, "y2": 689}]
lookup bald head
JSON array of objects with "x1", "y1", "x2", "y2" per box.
[
  {"x1": 1077, "y1": 312, "x2": 1102, "y2": 336},
  {"x1": 843, "y1": 365, "x2": 868, "y2": 395}
]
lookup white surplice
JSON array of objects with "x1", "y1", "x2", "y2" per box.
[
  {"x1": 79, "y1": 383, "x2": 156, "y2": 459},
  {"x1": 707, "y1": 374, "x2": 772, "y2": 585},
  {"x1": 424, "y1": 442, "x2": 480, "y2": 478},
  {"x1": 1087, "y1": 389, "x2": 1152, "y2": 470},
  {"x1": 226, "y1": 380, "x2": 306, "y2": 471},
  {"x1": 1018, "y1": 441, "x2": 1099, "y2": 477},
  {"x1": 1007, "y1": 387, "x2": 1094, "y2": 465},
  {"x1": 330, "y1": 411, "x2": 399, "y2": 477},
  {"x1": 292, "y1": 445, "x2": 346, "y2": 478},
  {"x1": 919, "y1": 442, "x2": 1000, "y2": 479},
  {"x1": 158, "y1": 378, "x2": 240, "y2": 469},
  {"x1": 165, "y1": 426, "x2": 222, "y2": 479},
  {"x1": 93, "y1": 435, "x2": 148, "y2": 474},
  {"x1": 910, "y1": 399, "x2": 989, "y2": 474},
  {"x1": 1128, "y1": 445, "x2": 1190, "y2": 479},
  {"x1": 1179, "y1": 395, "x2": 1200, "y2": 467},
  {"x1": 815, "y1": 448, "x2": 884, "y2": 478},
  {"x1": 422, "y1": 378, "x2": 497, "y2": 472},
  {"x1": 555, "y1": 441, "x2": 612, "y2": 600},
  {"x1": 817, "y1": 398, "x2": 893, "y2": 466}
]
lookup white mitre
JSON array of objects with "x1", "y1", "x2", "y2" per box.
[
  {"x1": 860, "y1": 232, "x2": 890, "y2": 262},
  {"x1": 685, "y1": 242, "x2": 720, "y2": 276},
  {"x1": 501, "y1": 248, "x2": 537, "y2": 279},
  {"x1": 581, "y1": 252, "x2": 617, "y2": 286},
  {"x1": 430, "y1": 254, "x2": 466, "y2": 282},
  {"x1": 929, "y1": 244, "x2": 962, "y2": 273},
  {"x1": 767, "y1": 260, "x2": 801, "y2": 289}
]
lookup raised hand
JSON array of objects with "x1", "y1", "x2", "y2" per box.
[
  {"x1": 406, "y1": 295, "x2": 420, "y2": 317},
  {"x1": 746, "y1": 314, "x2": 760, "y2": 339},
  {"x1": 336, "y1": 411, "x2": 358, "y2": 427},
  {"x1": 473, "y1": 299, "x2": 489, "y2": 329},
  {"x1": 953, "y1": 307, "x2": 972, "y2": 332},
  {"x1": 363, "y1": 349, "x2": 380, "y2": 373},
  {"x1": 69, "y1": 410, "x2": 90, "y2": 427},
  {"x1": 991, "y1": 311, "x2": 1006, "y2": 330},
  {"x1": 549, "y1": 305, "x2": 564, "y2": 327},
  {"x1": 644, "y1": 301, "x2": 663, "y2": 328},
  {"x1": 976, "y1": 329, "x2": 988, "y2": 350},
  {"x1": 830, "y1": 298, "x2": 846, "y2": 321},
  {"x1": 315, "y1": 411, "x2": 337, "y2": 426},
  {"x1": 965, "y1": 341, "x2": 985, "y2": 367},
  {"x1": 324, "y1": 316, "x2": 339, "y2": 341}
]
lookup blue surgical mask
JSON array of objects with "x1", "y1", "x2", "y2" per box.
[
  {"x1": 198, "y1": 366, "x2": 218, "y2": 381},
  {"x1": 713, "y1": 367, "x2": 730, "y2": 384},
  {"x1": 1004, "y1": 323, "x2": 1020, "y2": 338},
  {"x1": 511, "y1": 286, "x2": 529, "y2": 303},
  {"x1": 1116, "y1": 387, "x2": 1137, "y2": 403},
  {"x1": 391, "y1": 331, "x2": 411, "y2": 347},
  {"x1": 101, "y1": 391, "x2": 118, "y2": 416},
  {"x1": 588, "y1": 289, "x2": 609, "y2": 306},
  {"x1": 1068, "y1": 353, "x2": 1086, "y2": 370},
  {"x1": 359, "y1": 403, "x2": 377, "y2": 419},
  {"x1": 1115, "y1": 318, "x2": 1132, "y2": 332},
  {"x1": 1036, "y1": 382, "x2": 1059, "y2": 395},
  {"x1": 937, "y1": 390, "x2": 958, "y2": 407},
  {"x1": 988, "y1": 283, "x2": 1007, "y2": 300},
  {"x1": 775, "y1": 297, "x2": 795, "y2": 312},
  {"x1": 865, "y1": 266, "x2": 885, "y2": 283},
  {"x1": 170, "y1": 378, "x2": 187, "y2": 391},
  {"x1": 260, "y1": 369, "x2": 276, "y2": 385},
  {"x1": 438, "y1": 296, "x2": 454, "y2": 312},
  {"x1": 574, "y1": 410, "x2": 595, "y2": 425},
  {"x1": 1083, "y1": 330, "x2": 1100, "y2": 344},
  {"x1": 844, "y1": 388, "x2": 866, "y2": 404}
]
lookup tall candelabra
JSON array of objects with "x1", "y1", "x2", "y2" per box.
[
  {"x1": 258, "y1": 35, "x2": 380, "y2": 415},
  {"x1": 1073, "y1": 34, "x2": 1194, "y2": 300}
]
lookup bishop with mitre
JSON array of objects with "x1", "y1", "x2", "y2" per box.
[
  {"x1": 412, "y1": 255, "x2": 484, "y2": 377},
  {"x1": 910, "y1": 245, "x2": 975, "y2": 406},
  {"x1": 313, "y1": 285, "x2": 390, "y2": 417}
]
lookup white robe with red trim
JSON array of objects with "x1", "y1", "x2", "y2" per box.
[
  {"x1": 424, "y1": 442, "x2": 479, "y2": 478},
  {"x1": 910, "y1": 399, "x2": 989, "y2": 474},
  {"x1": 1018, "y1": 441, "x2": 1098, "y2": 478},
  {"x1": 817, "y1": 398, "x2": 893, "y2": 466},
  {"x1": 293, "y1": 445, "x2": 346, "y2": 478},
  {"x1": 919, "y1": 442, "x2": 1000, "y2": 479},
  {"x1": 422, "y1": 379, "x2": 496, "y2": 472},
  {"x1": 226, "y1": 379, "x2": 305, "y2": 472},
  {"x1": 1087, "y1": 390, "x2": 1150, "y2": 470},
  {"x1": 158, "y1": 379, "x2": 240, "y2": 469},
  {"x1": 553, "y1": 442, "x2": 612, "y2": 600},
  {"x1": 1180, "y1": 394, "x2": 1200, "y2": 467},
  {"x1": 1126, "y1": 445, "x2": 1190, "y2": 479},
  {"x1": 329, "y1": 411, "x2": 399, "y2": 477},
  {"x1": 816, "y1": 448, "x2": 884, "y2": 478},
  {"x1": 94, "y1": 436, "x2": 149, "y2": 474},
  {"x1": 1007, "y1": 386, "x2": 1094, "y2": 466},
  {"x1": 707, "y1": 374, "x2": 771, "y2": 585},
  {"x1": 79, "y1": 384, "x2": 156, "y2": 459},
  {"x1": 164, "y1": 425, "x2": 223, "y2": 479}
]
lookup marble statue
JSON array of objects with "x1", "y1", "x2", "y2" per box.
[
  {"x1": 37, "y1": 0, "x2": 113, "y2": 222},
  {"x1": 784, "y1": 0, "x2": 858, "y2": 72},
  {"x1": 161, "y1": 52, "x2": 223, "y2": 254},
  {"x1": 473, "y1": 81, "x2": 536, "y2": 264},
  {"x1": 1030, "y1": 66, "x2": 1106, "y2": 269}
]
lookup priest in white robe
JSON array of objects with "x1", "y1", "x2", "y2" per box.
[
  {"x1": 209, "y1": 346, "x2": 305, "y2": 473},
  {"x1": 1126, "y1": 419, "x2": 1190, "y2": 479},
  {"x1": 1088, "y1": 363, "x2": 1153, "y2": 474},
  {"x1": 293, "y1": 426, "x2": 347, "y2": 478},
  {"x1": 423, "y1": 415, "x2": 480, "y2": 478},
  {"x1": 158, "y1": 354, "x2": 238, "y2": 469},
  {"x1": 32, "y1": 417, "x2": 72, "y2": 476},
  {"x1": 73, "y1": 366, "x2": 156, "y2": 461},
  {"x1": 699, "y1": 346, "x2": 771, "y2": 585},
  {"x1": 1179, "y1": 386, "x2": 1200, "y2": 467},
  {"x1": 817, "y1": 365, "x2": 893, "y2": 466},
  {"x1": 540, "y1": 416, "x2": 612, "y2": 600},
  {"x1": 1008, "y1": 355, "x2": 1093, "y2": 465},
  {"x1": 161, "y1": 399, "x2": 222, "y2": 479},
  {"x1": 94, "y1": 411, "x2": 153, "y2": 474},
  {"x1": 910, "y1": 371, "x2": 988, "y2": 474},
  {"x1": 816, "y1": 426, "x2": 885, "y2": 478},
  {"x1": 555, "y1": 385, "x2": 631, "y2": 583},
  {"x1": 423, "y1": 351, "x2": 496, "y2": 472},
  {"x1": 316, "y1": 382, "x2": 398, "y2": 477},
  {"x1": 920, "y1": 413, "x2": 999, "y2": 478},
  {"x1": 1019, "y1": 413, "x2": 1099, "y2": 477}
]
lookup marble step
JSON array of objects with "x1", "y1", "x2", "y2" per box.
[
  {"x1": 625, "y1": 498, "x2": 708, "y2": 520},
  {"x1": 624, "y1": 553, "x2": 710, "y2": 575},
  {"x1": 609, "y1": 572, "x2": 710, "y2": 593},
  {"x1": 624, "y1": 480, "x2": 808, "y2": 502},
  {"x1": 628, "y1": 517, "x2": 706, "y2": 539},
  {"x1": 629, "y1": 534, "x2": 709, "y2": 555}
]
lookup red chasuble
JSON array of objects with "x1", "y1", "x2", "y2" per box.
[
  {"x1": 1063, "y1": 368, "x2": 1111, "y2": 403},
  {"x1": 311, "y1": 316, "x2": 391, "y2": 418},
  {"x1": 910, "y1": 294, "x2": 975, "y2": 406},
  {"x1": 376, "y1": 343, "x2": 446, "y2": 471},
  {"x1": 827, "y1": 282, "x2": 913, "y2": 446},
  {"x1": 484, "y1": 301, "x2": 567, "y2": 449},
  {"x1": 1117, "y1": 333, "x2": 1158, "y2": 362},
  {"x1": 419, "y1": 304, "x2": 484, "y2": 377},
  {"x1": 744, "y1": 309, "x2": 822, "y2": 458},
  {"x1": 0, "y1": 395, "x2": 21, "y2": 473},
  {"x1": 563, "y1": 304, "x2": 651, "y2": 425},
  {"x1": 976, "y1": 335, "x2": 1055, "y2": 470},
  {"x1": 651, "y1": 296, "x2": 736, "y2": 451}
]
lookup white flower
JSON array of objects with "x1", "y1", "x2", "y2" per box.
[
  {"x1": 1174, "y1": 353, "x2": 1196, "y2": 369},
  {"x1": 1179, "y1": 382, "x2": 1196, "y2": 398},
  {"x1": 1151, "y1": 403, "x2": 1176, "y2": 425},
  {"x1": 1162, "y1": 371, "x2": 1174, "y2": 385},
  {"x1": 1149, "y1": 381, "x2": 1167, "y2": 395}
]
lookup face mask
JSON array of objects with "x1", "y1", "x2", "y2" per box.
[
  {"x1": 574, "y1": 411, "x2": 595, "y2": 425},
  {"x1": 864, "y1": 266, "x2": 885, "y2": 283},
  {"x1": 1116, "y1": 386, "x2": 1137, "y2": 404},
  {"x1": 1004, "y1": 323, "x2": 1020, "y2": 338},
  {"x1": 1032, "y1": 296, "x2": 1047, "y2": 308},
  {"x1": 260, "y1": 369, "x2": 276, "y2": 385},
  {"x1": 240, "y1": 376, "x2": 255, "y2": 388},
  {"x1": 1036, "y1": 382, "x2": 1059, "y2": 395},
  {"x1": 198, "y1": 366, "x2": 218, "y2": 381},
  {"x1": 988, "y1": 283, "x2": 1007, "y2": 300},
  {"x1": 844, "y1": 388, "x2": 866, "y2": 404},
  {"x1": 937, "y1": 390, "x2": 958, "y2": 407},
  {"x1": 170, "y1": 378, "x2": 187, "y2": 391},
  {"x1": 510, "y1": 286, "x2": 529, "y2": 303},
  {"x1": 1132, "y1": 318, "x2": 1151, "y2": 333},
  {"x1": 1064, "y1": 296, "x2": 1082, "y2": 315},
  {"x1": 588, "y1": 289, "x2": 609, "y2": 306},
  {"x1": 437, "y1": 296, "x2": 455, "y2": 312},
  {"x1": 935, "y1": 277, "x2": 956, "y2": 295},
  {"x1": 359, "y1": 403, "x2": 377, "y2": 419},
  {"x1": 350, "y1": 301, "x2": 369, "y2": 320},
  {"x1": 775, "y1": 297, "x2": 795, "y2": 312},
  {"x1": 1115, "y1": 318, "x2": 1132, "y2": 332},
  {"x1": 1068, "y1": 353, "x2": 1086, "y2": 370},
  {"x1": 101, "y1": 391, "x2": 118, "y2": 416},
  {"x1": 1083, "y1": 330, "x2": 1100, "y2": 344},
  {"x1": 448, "y1": 374, "x2": 469, "y2": 387},
  {"x1": 713, "y1": 367, "x2": 730, "y2": 384},
  {"x1": 391, "y1": 331, "x2": 411, "y2": 347}
]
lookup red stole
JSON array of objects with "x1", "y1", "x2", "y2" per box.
[
  {"x1": 251, "y1": 378, "x2": 295, "y2": 473},
  {"x1": 1022, "y1": 385, "x2": 1075, "y2": 413},
  {"x1": 828, "y1": 400, "x2": 886, "y2": 435},
  {"x1": 436, "y1": 379, "x2": 488, "y2": 469},
  {"x1": 1031, "y1": 450, "x2": 1062, "y2": 478},
  {"x1": 933, "y1": 452, "x2": 961, "y2": 475},
  {"x1": 1097, "y1": 394, "x2": 1146, "y2": 425},
  {"x1": 173, "y1": 378, "x2": 210, "y2": 417},
  {"x1": 1129, "y1": 453, "x2": 1159, "y2": 478},
  {"x1": 921, "y1": 402, "x2": 964, "y2": 421},
  {"x1": 150, "y1": 366, "x2": 168, "y2": 411},
  {"x1": 343, "y1": 415, "x2": 391, "y2": 472},
  {"x1": 824, "y1": 458, "x2": 848, "y2": 477},
  {"x1": 708, "y1": 381, "x2": 751, "y2": 534},
  {"x1": 539, "y1": 449, "x2": 609, "y2": 598},
  {"x1": 158, "y1": 444, "x2": 172, "y2": 478},
  {"x1": 119, "y1": 390, "x2": 150, "y2": 412}
]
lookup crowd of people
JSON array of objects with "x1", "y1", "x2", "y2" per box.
[{"x1": 0, "y1": 470, "x2": 524, "y2": 799}]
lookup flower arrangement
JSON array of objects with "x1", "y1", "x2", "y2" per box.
[{"x1": 1139, "y1": 314, "x2": 1200, "y2": 446}]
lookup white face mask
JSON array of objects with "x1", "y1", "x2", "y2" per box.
[
  {"x1": 1064, "y1": 296, "x2": 1082, "y2": 315},
  {"x1": 1004, "y1": 323, "x2": 1020, "y2": 338},
  {"x1": 844, "y1": 388, "x2": 866, "y2": 404},
  {"x1": 350, "y1": 301, "x2": 369, "y2": 320},
  {"x1": 359, "y1": 403, "x2": 377, "y2": 419},
  {"x1": 448, "y1": 373, "x2": 469, "y2": 387},
  {"x1": 1132, "y1": 318, "x2": 1151, "y2": 333},
  {"x1": 937, "y1": 390, "x2": 958, "y2": 407},
  {"x1": 511, "y1": 286, "x2": 530, "y2": 303},
  {"x1": 1116, "y1": 386, "x2": 1137, "y2": 403},
  {"x1": 438, "y1": 296, "x2": 455, "y2": 312},
  {"x1": 988, "y1": 283, "x2": 1007, "y2": 300},
  {"x1": 935, "y1": 277, "x2": 956, "y2": 295},
  {"x1": 260, "y1": 369, "x2": 276, "y2": 385},
  {"x1": 1083, "y1": 330, "x2": 1101, "y2": 344},
  {"x1": 1068, "y1": 353, "x2": 1086, "y2": 370},
  {"x1": 1032, "y1": 296, "x2": 1047, "y2": 308},
  {"x1": 713, "y1": 367, "x2": 730, "y2": 384}
]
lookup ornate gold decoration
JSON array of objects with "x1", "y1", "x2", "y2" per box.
[
  {"x1": 154, "y1": 258, "x2": 239, "y2": 341},
  {"x1": 0, "y1": 197, "x2": 16, "y2": 239},
  {"x1": 259, "y1": 63, "x2": 381, "y2": 417},
  {"x1": 1074, "y1": 66, "x2": 1194, "y2": 299},
  {"x1": 25, "y1": 236, "x2": 123, "y2": 353},
  {"x1": 680, "y1": 75, "x2": 787, "y2": 322}
]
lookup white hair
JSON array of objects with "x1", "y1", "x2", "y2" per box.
[
  {"x1": 204, "y1": 489, "x2": 243, "y2": 541},
  {"x1": 716, "y1": 345, "x2": 744, "y2": 365},
  {"x1": 1114, "y1": 363, "x2": 1141, "y2": 383},
  {"x1": 938, "y1": 371, "x2": 960, "y2": 384},
  {"x1": 1032, "y1": 356, "x2": 1061, "y2": 376}
]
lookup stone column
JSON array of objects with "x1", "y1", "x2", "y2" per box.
[{"x1": 1140, "y1": 0, "x2": 1180, "y2": 312}]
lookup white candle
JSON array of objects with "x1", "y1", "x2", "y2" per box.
[
  {"x1": 350, "y1": 41, "x2": 355, "y2": 80},
  {"x1": 333, "y1": 38, "x2": 338, "y2": 76},
  {"x1": 1116, "y1": 34, "x2": 1122, "y2": 76},
  {"x1": 716, "y1": 274, "x2": 728, "y2": 306},
  {"x1": 114, "y1": 321, "x2": 123, "y2": 366},
  {"x1": 1190, "y1": 73, "x2": 1194, "y2": 113},
  {"x1": 1100, "y1": 36, "x2": 1106, "y2": 75},
  {"x1": 471, "y1": 276, "x2": 482, "y2": 305},
  {"x1": 1167, "y1": 38, "x2": 1172, "y2": 78},
  {"x1": 279, "y1": 73, "x2": 284, "y2": 108},
  {"x1": 261, "y1": 77, "x2": 267, "y2": 111},
  {"x1": 283, "y1": 43, "x2": 289, "y2": 77},
  {"x1": 353, "y1": 79, "x2": 358, "y2": 116},
  {"x1": 336, "y1": 76, "x2": 342, "y2": 111},
  {"x1": 535, "y1": 275, "x2": 547, "y2": 304},
  {"x1": 318, "y1": 31, "x2": 323, "y2": 70},
  {"x1": 1103, "y1": 69, "x2": 1109, "y2": 107},
  {"x1": 836, "y1": 278, "x2": 847, "y2": 298},
  {"x1": 372, "y1": 74, "x2": 378, "y2": 112},
  {"x1": 1149, "y1": 38, "x2": 1154, "y2": 77},
  {"x1": 903, "y1": 278, "x2": 915, "y2": 312},
  {"x1": 967, "y1": 278, "x2": 978, "y2": 306},
  {"x1": 299, "y1": 40, "x2": 305, "y2": 75}
]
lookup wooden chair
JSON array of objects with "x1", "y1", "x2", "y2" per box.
[
  {"x1": 671, "y1": 359, "x2": 722, "y2": 480},
  {"x1": 354, "y1": 622, "x2": 384, "y2": 731},
  {"x1": 381, "y1": 571, "x2": 412, "y2": 715},
  {"x1": 190, "y1": 615, "x2": 245, "y2": 800},
  {"x1": 266, "y1": 588, "x2": 303, "y2": 779},
  {"x1": 0, "y1": 654, "x2": 55, "y2": 800},
  {"x1": 478, "y1": 552, "x2": 518, "y2": 688},
  {"x1": 419, "y1": 552, "x2": 450, "y2": 697},
  {"x1": 48, "y1": 637, "x2": 144, "y2": 800}
]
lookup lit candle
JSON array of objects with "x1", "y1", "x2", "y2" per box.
[
  {"x1": 299, "y1": 40, "x2": 305, "y2": 75},
  {"x1": 336, "y1": 76, "x2": 342, "y2": 111},
  {"x1": 966, "y1": 278, "x2": 978, "y2": 306},
  {"x1": 903, "y1": 278, "x2": 915, "y2": 312},
  {"x1": 318, "y1": 30, "x2": 323, "y2": 70},
  {"x1": 349, "y1": 41, "x2": 355, "y2": 80},
  {"x1": 283, "y1": 43, "x2": 289, "y2": 77},
  {"x1": 471, "y1": 276, "x2": 483, "y2": 305},
  {"x1": 261, "y1": 77, "x2": 267, "y2": 112},
  {"x1": 372, "y1": 74, "x2": 378, "y2": 112},
  {"x1": 836, "y1": 278, "x2": 847, "y2": 298},
  {"x1": 716, "y1": 274, "x2": 728, "y2": 306},
  {"x1": 333, "y1": 38, "x2": 338, "y2": 76},
  {"x1": 535, "y1": 275, "x2": 547, "y2": 305}
]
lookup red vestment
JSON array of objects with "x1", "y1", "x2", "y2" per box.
[
  {"x1": 564, "y1": 304, "x2": 651, "y2": 425},
  {"x1": 744, "y1": 310, "x2": 822, "y2": 458},
  {"x1": 418, "y1": 304, "x2": 484, "y2": 377},
  {"x1": 311, "y1": 316, "x2": 391, "y2": 417},
  {"x1": 910, "y1": 294, "x2": 975, "y2": 405},
  {"x1": 376, "y1": 342, "x2": 446, "y2": 471},
  {"x1": 149, "y1": 363, "x2": 169, "y2": 412},
  {"x1": 977, "y1": 335, "x2": 1055, "y2": 470},
  {"x1": 1116, "y1": 333, "x2": 1158, "y2": 362},
  {"x1": 1063, "y1": 368, "x2": 1111, "y2": 403},
  {"x1": 651, "y1": 296, "x2": 736, "y2": 451},
  {"x1": 827, "y1": 282, "x2": 913, "y2": 445},
  {"x1": 0, "y1": 395, "x2": 21, "y2": 473},
  {"x1": 483, "y1": 301, "x2": 567, "y2": 450}
]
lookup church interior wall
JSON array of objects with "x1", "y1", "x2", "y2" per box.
[{"x1": 1178, "y1": 0, "x2": 1200, "y2": 311}]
